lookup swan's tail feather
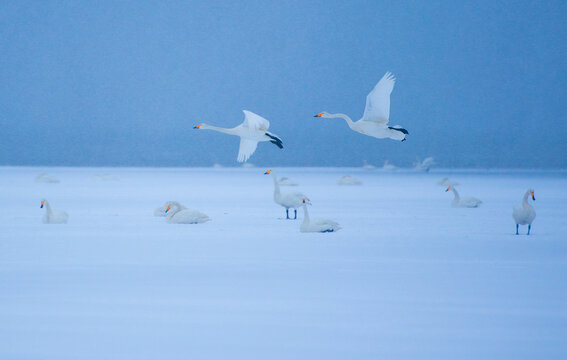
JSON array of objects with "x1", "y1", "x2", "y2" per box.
[{"x1": 265, "y1": 132, "x2": 283, "y2": 149}]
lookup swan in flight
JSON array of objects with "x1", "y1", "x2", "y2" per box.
[
  {"x1": 265, "y1": 170, "x2": 309, "y2": 219},
  {"x1": 337, "y1": 175, "x2": 362, "y2": 185},
  {"x1": 194, "y1": 110, "x2": 283, "y2": 162},
  {"x1": 300, "y1": 198, "x2": 341, "y2": 233},
  {"x1": 513, "y1": 189, "x2": 536, "y2": 235},
  {"x1": 314, "y1": 72, "x2": 408, "y2": 141},
  {"x1": 445, "y1": 186, "x2": 482, "y2": 208},
  {"x1": 164, "y1": 201, "x2": 211, "y2": 224},
  {"x1": 40, "y1": 199, "x2": 68, "y2": 224}
]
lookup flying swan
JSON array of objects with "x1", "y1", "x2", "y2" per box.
[
  {"x1": 445, "y1": 186, "x2": 482, "y2": 208},
  {"x1": 300, "y1": 198, "x2": 341, "y2": 233},
  {"x1": 265, "y1": 169, "x2": 309, "y2": 219},
  {"x1": 164, "y1": 201, "x2": 211, "y2": 224},
  {"x1": 40, "y1": 199, "x2": 69, "y2": 224},
  {"x1": 314, "y1": 72, "x2": 408, "y2": 141},
  {"x1": 194, "y1": 110, "x2": 283, "y2": 162},
  {"x1": 512, "y1": 189, "x2": 536, "y2": 235}
]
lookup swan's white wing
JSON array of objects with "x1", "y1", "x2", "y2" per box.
[
  {"x1": 361, "y1": 72, "x2": 395, "y2": 124},
  {"x1": 242, "y1": 110, "x2": 270, "y2": 131},
  {"x1": 237, "y1": 138, "x2": 259, "y2": 162}
]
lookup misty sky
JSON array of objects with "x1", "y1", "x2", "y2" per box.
[{"x1": 1, "y1": 1, "x2": 565, "y2": 168}]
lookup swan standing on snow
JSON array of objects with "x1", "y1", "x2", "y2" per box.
[
  {"x1": 414, "y1": 157, "x2": 435, "y2": 172},
  {"x1": 314, "y1": 72, "x2": 408, "y2": 141},
  {"x1": 40, "y1": 199, "x2": 68, "y2": 224},
  {"x1": 300, "y1": 198, "x2": 341, "y2": 233},
  {"x1": 445, "y1": 186, "x2": 482, "y2": 208},
  {"x1": 265, "y1": 170, "x2": 309, "y2": 220},
  {"x1": 164, "y1": 201, "x2": 211, "y2": 224},
  {"x1": 513, "y1": 189, "x2": 536, "y2": 235},
  {"x1": 194, "y1": 110, "x2": 283, "y2": 162}
]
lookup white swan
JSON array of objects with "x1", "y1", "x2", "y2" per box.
[
  {"x1": 337, "y1": 175, "x2": 362, "y2": 185},
  {"x1": 314, "y1": 72, "x2": 408, "y2": 141},
  {"x1": 265, "y1": 170, "x2": 309, "y2": 219},
  {"x1": 154, "y1": 201, "x2": 186, "y2": 217},
  {"x1": 40, "y1": 199, "x2": 68, "y2": 224},
  {"x1": 362, "y1": 160, "x2": 376, "y2": 170},
  {"x1": 445, "y1": 186, "x2": 482, "y2": 208},
  {"x1": 300, "y1": 198, "x2": 341, "y2": 233},
  {"x1": 164, "y1": 201, "x2": 211, "y2": 224},
  {"x1": 194, "y1": 110, "x2": 283, "y2": 162},
  {"x1": 35, "y1": 173, "x2": 60, "y2": 183},
  {"x1": 382, "y1": 160, "x2": 397, "y2": 171},
  {"x1": 513, "y1": 189, "x2": 536, "y2": 235},
  {"x1": 437, "y1": 177, "x2": 459, "y2": 187},
  {"x1": 414, "y1": 157, "x2": 435, "y2": 172}
]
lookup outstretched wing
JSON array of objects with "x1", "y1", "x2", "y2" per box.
[
  {"x1": 361, "y1": 72, "x2": 395, "y2": 124},
  {"x1": 237, "y1": 138, "x2": 259, "y2": 162},
  {"x1": 242, "y1": 110, "x2": 270, "y2": 131}
]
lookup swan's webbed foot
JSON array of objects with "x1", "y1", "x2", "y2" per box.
[
  {"x1": 265, "y1": 133, "x2": 283, "y2": 149},
  {"x1": 515, "y1": 224, "x2": 519, "y2": 235}
]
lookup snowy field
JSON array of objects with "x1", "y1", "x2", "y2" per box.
[{"x1": 1, "y1": 166, "x2": 566, "y2": 359}]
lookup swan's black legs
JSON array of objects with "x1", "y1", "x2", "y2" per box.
[
  {"x1": 294, "y1": 209, "x2": 297, "y2": 220},
  {"x1": 515, "y1": 224, "x2": 519, "y2": 235},
  {"x1": 527, "y1": 224, "x2": 531, "y2": 235},
  {"x1": 286, "y1": 209, "x2": 290, "y2": 219}
]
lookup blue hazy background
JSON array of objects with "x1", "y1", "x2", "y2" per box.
[{"x1": 1, "y1": 0, "x2": 565, "y2": 168}]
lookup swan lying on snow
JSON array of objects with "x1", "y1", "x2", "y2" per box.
[
  {"x1": 382, "y1": 160, "x2": 397, "y2": 171},
  {"x1": 414, "y1": 157, "x2": 435, "y2": 172},
  {"x1": 193, "y1": 110, "x2": 283, "y2": 162},
  {"x1": 445, "y1": 186, "x2": 482, "y2": 208},
  {"x1": 154, "y1": 201, "x2": 186, "y2": 217},
  {"x1": 265, "y1": 170, "x2": 309, "y2": 220},
  {"x1": 35, "y1": 173, "x2": 60, "y2": 183},
  {"x1": 513, "y1": 189, "x2": 536, "y2": 235},
  {"x1": 337, "y1": 175, "x2": 362, "y2": 185},
  {"x1": 40, "y1": 199, "x2": 68, "y2": 224},
  {"x1": 314, "y1": 72, "x2": 409, "y2": 141},
  {"x1": 362, "y1": 160, "x2": 376, "y2": 170},
  {"x1": 300, "y1": 198, "x2": 341, "y2": 233},
  {"x1": 164, "y1": 201, "x2": 210, "y2": 224}
]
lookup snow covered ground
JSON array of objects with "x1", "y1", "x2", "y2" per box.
[{"x1": 1, "y1": 166, "x2": 566, "y2": 359}]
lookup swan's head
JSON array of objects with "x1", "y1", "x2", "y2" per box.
[
  {"x1": 445, "y1": 186, "x2": 451, "y2": 192},
  {"x1": 165, "y1": 205, "x2": 171, "y2": 213},
  {"x1": 314, "y1": 112, "x2": 330, "y2": 118},
  {"x1": 40, "y1": 199, "x2": 45, "y2": 208},
  {"x1": 302, "y1": 197, "x2": 312, "y2": 205},
  {"x1": 193, "y1": 124, "x2": 201, "y2": 129},
  {"x1": 264, "y1": 169, "x2": 271, "y2": 175},
  {"x1": 529, "y1": 189, "x2": 535, "y2": 201}
]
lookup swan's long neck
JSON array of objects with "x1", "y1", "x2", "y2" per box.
[
  {"x1": 325, "y1": 113, "x2": 355, "y2": 128},
  {"x1": 451, "y1": 187, "x2": 460, "y2": 202},
  {"x1": 42, "y1": 201, "x2": 53, "y2": 221},
  {"x1": 301, "y1": 204, "x2": 310, "y2": 224},
  {"x1": 200, "y1": 124, "x2": 238, "y2": 136},
  {"x1": 270, "y1": 172, "x2": 281, "y2": 200},
  {"x1": 522, "y1": 191, "x2": 532, "y2": 207}
]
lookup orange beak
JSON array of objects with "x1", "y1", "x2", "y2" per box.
[
  {"x1": 165, "y1": 205, "x2": 171, "y2": 213},
  {"x1": 193, "y1": 124, "x2": 201, "y2": 129},
  {"x1": 40, "y1": 201, "x2": 44, "y2": 208},
  {"x1": 264, "y1": 170, "x2": 271, "y2": 175},
  {"x1": 531, "y1": 192, "x2": 535, "y2": 201},
  {"x1": 314, "y1": 113, "x2": 322, "y2": 117}
]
